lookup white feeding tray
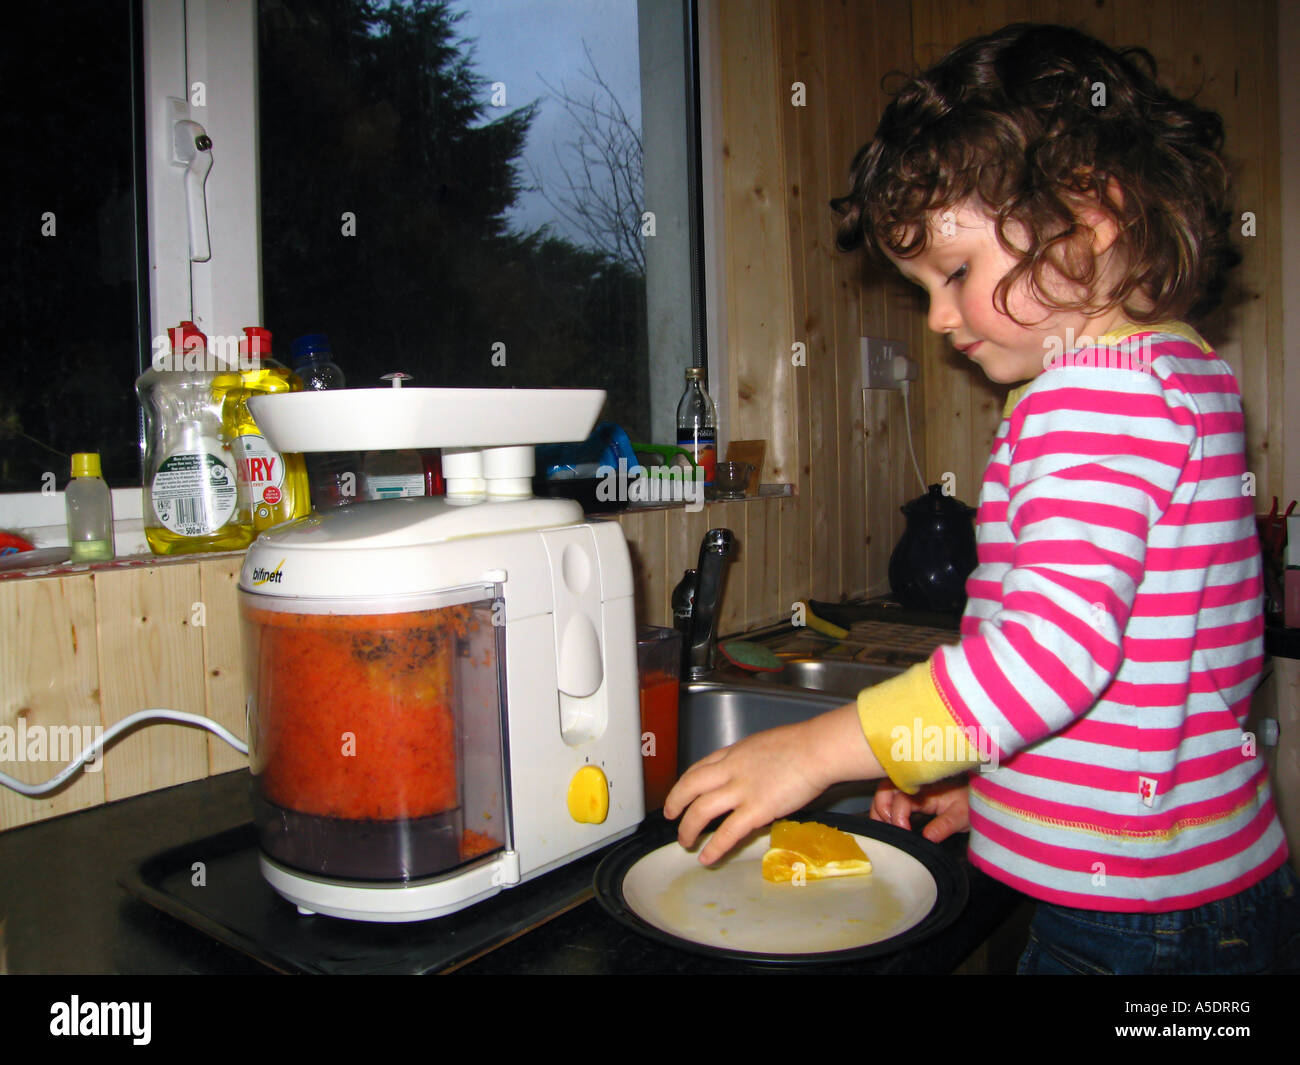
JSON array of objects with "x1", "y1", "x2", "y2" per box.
[{"x1": 248, "y1": 387, "x2": 606, "y2": 452}]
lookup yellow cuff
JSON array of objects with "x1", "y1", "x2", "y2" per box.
[{"x1": 856, "y1": 659, "x2": 981, "y2": 794}]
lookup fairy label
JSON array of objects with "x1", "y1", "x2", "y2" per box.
[{"x1": 234, "y1": 434, "x2": 286, "y2": 504}]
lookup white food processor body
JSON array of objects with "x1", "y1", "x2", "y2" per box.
[{"x1": 237, "y1": 388, "x2": 644, "y2": 922}]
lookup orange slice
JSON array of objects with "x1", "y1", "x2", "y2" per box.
[{"x1": 761, "y1": 820, "x2": 872, "y2": 883}]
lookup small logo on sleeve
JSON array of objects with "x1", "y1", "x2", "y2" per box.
[{"x1": 1138, "y1": 776, "x2": 1158, "y2": 807}]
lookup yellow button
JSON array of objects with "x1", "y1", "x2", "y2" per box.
[{"x1": 567, "y1": 765, "x2": 609, "y2": 824}]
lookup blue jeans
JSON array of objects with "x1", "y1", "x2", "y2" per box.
[{"x1": 1016, "y1": 861, "x2": 1300, "y2": 974}]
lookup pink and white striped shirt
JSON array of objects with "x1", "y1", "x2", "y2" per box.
[{"x1": 933, "y1": 323, "x2": 1286, "y2": 911}]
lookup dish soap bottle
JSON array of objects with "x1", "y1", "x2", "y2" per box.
[
  {"x1": 215, "y1": 327, "x2": 311, "y2": 533},
  {"x1": 676, "y1": 367, "x2": 717, "y2": 486},
  {"x1": 65, "y1": 452, "x2": 115, "y2": 562},
  {"x1": 137, "y1": 322, "x2": 247, "y2": 555}
]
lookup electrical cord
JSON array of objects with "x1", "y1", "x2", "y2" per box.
[
  {"x1": 0, "y1": 709, "x2": 248, "y2": 797},
  {"x1": 900, "y1": 379, "x2": 927, "y2": 493}
]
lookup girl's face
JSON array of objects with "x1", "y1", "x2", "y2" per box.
[{"x1": 885, "y1": 203, "x2": 1126, "y2": 385}]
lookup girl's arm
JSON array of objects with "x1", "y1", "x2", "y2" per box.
[
  {"x1": 665, "y1": 701, "x2": 884, "y2": 864},
  {"x1": 668, "y1": 653, "x2": 985, "y2": 862}
]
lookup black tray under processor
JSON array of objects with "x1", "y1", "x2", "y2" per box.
[{"x1": 119, "y1": 822, "x2": 616, "y2": 974}]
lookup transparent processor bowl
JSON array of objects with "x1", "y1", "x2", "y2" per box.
[{"x1": 240, "y1": 589, "x2": 506, "y2": 883}]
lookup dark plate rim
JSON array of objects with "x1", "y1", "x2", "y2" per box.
[{"x1": 593, "y1": 812, "x2": 969, "y2": 966}]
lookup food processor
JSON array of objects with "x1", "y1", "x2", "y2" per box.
[{"x1": 238, "y1": 386, "x2": 644, "y2": 922}]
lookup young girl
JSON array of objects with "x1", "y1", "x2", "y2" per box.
[{"x1": 664, "y1": 22, "x2": 1300, "y2": 975}]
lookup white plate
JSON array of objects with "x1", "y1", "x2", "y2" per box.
[{"x1": 620, "y1": 828, "x2": 939, "y2": 956}]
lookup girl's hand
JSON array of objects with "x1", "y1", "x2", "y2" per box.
[
  {"x1": 870, "y1": 778, "x2": 971, "y2": 843},
  {"x1": 663, "y1": 702, "x2": 884, "y2": 866}
]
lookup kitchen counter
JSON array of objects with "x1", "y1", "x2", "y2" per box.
[{"x1": 0, "y1": 768, "x2": 1031, "y2": 975}]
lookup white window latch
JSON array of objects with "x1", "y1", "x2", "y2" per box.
[{"x1": 170, "y1": 108, "x2": 213, "y2": 263}]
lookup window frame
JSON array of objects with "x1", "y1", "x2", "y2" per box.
[{"x1": 144, "y1": 0, "x2": 262, "y2": 346}]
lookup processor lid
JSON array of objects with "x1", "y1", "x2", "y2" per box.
[
  {"x1": 251, "y1": 495, "x2": 584, "y2": 551},
  {"x1": 240, "y1": 495, "x2": 587, "y2": 604}
]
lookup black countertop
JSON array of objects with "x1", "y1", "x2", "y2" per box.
[
  {"x1": 0, "y1": 769, "x2": 1029, "y2": 976},
  {"x1": 11, "y1": 771, "x2": 1292, "y2": 1053}
]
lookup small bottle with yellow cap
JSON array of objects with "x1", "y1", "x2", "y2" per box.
[{"x1": 65, "y1": 452, "x2": 115, "y2": 562}]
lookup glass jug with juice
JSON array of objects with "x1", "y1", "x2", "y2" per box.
[{"x1": 637, "y1": 626, "x2": 682, "y2": 810}]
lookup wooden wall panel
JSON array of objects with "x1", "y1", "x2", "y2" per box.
[
  {"x1": 718, "y1": 0, "x2": 810, "y2": 613},
  {"x1": 742, "y1": 501, "x2": 769, "y2": 629},
  {"x1": 878, "y1": 279, "x2": 916, "y2": 568},
  {"x1": 777, "y1": 495, "x2": 799, "y2": 621},
  {"x1": 1111, "y1": 1, "x2": 1155, "y2": 48},
  {"x1": 778, "y1": 0, "x2": 836, "y2": 601},
  {"x1": 93, "y1": 567, "x2": 210, "y2": 802},
  {"x1": 886, "y1": 280, "x2": 931, "y2": 577},
  {"x1": 825, "y1": 0, "x2": 866, "y2": 601},
  {"x1": 1217, "y1": 0, "x2": 1285, "y2": 504},
  {"x1": 0, "y1": 578, "x2": 104, "y2": 829},
  {"x1": 915, "y1": 1, "x2": 1005, "y2": 508},
  {"x1": 768, "y1": 0, "x2": 921, "y2": 604},
  {"x1": 718, "y1": 1, "x2": 797, "y2": 476},
  {"x1": 760, "y1": 495, "x2": 783, "y2": 624},
  {"x1": 863, "y1": 6, "x2": 915, "y2": 590},
  {"x1": 709, "y1": 500, "x2": 748, "y2": 634},
  {"x1": 1256, "y1": 5, "x2": 1285, "y2": 506},
  {"x1": 199, "y1": 557, "x2": 247, "y2": 775},
  {"x1": 771, "y1": 0, "x2": 810, "y2": 601}
]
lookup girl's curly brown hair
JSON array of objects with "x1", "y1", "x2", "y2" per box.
[{"x1": 831, "y1": 23, "x2": 1240, "y2": 325}]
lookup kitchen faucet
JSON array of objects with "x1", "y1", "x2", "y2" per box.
[{"x1": 686, "y1": 528, "x2": 735, "y2": 679}]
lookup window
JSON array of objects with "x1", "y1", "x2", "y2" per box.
[
  {"x1": 259, "y1": 0, "x2": 646, "y2": 437},
  {"x1": 0, "y1": 0, "x2": 147, "y2": 495},
  {"x1": 0, "y1": 0, "x2": 705, "y2": 540}
]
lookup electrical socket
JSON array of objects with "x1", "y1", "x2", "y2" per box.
[{"x1": 861, "y1": 337, "x2": 914, "y2": 390}]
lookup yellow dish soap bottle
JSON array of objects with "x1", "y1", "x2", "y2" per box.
[
  {"x1": 136, "y1": 322, "x2": 249, "y2": 555},
  {"x1": 214, "y1": 327, "x2": 310, "y2": 534}
]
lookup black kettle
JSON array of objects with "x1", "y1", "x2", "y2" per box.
[{"x1": 888, "y1": 484, "x2": 977, "y2": 614}]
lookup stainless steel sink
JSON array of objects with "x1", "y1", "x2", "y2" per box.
[
  {"x1": 756, "y1": 657, "x2": 903, "y2": 699},
  {"x1": 678, "y1": 681, "x2": 845, "y2": 764},
  {"x1": 677, "y1": 677, "x2": 891, "y2": 814},
  {"x1": 669, "y1": 626, "x2": 913, "y2": 812}
]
